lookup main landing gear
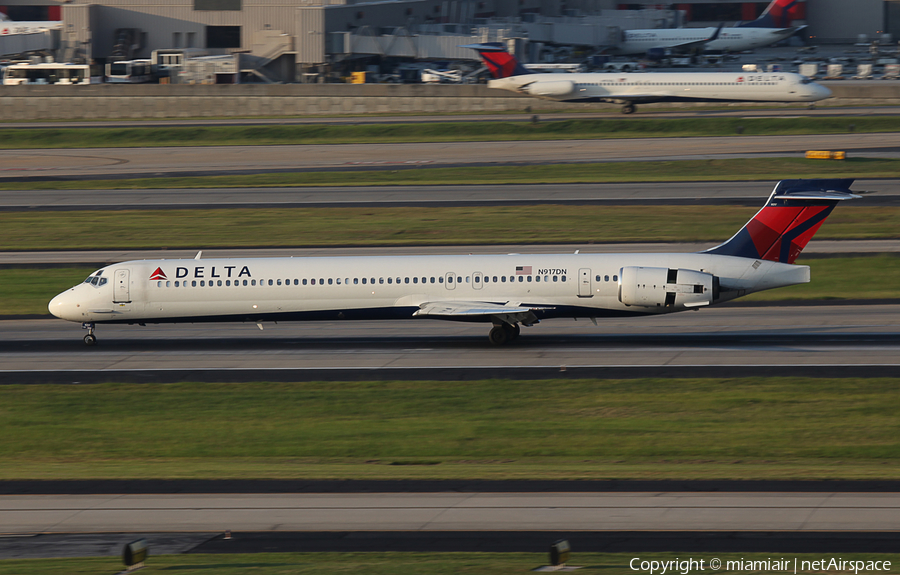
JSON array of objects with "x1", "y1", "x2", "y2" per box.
[
  {"x1": 621, "y1": 103, "x2": 636, "y2": 114},
  {"x1": 488, "y1": 323, "x2": 520, "y2": 346},
  {"x1": 82, "y1": 323, "x2": 97, "y2": 346}
]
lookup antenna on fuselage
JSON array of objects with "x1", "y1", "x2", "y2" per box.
[{"x1": 194, "y1": 251, "x2": 202, "y2": 260}]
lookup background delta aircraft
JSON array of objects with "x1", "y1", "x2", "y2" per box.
[
  {"x1": 464, "y1": 43, "x2": 830, "y2": 114},
  {"x1": 616, "y1": 0, "x2": 807, "y2": 57},
  {"x1": 50, "y1": 179, "x2": 860, "y2": 346},
  {"x1": 0, "y1": 14, "x2": 63, "y2": 35}
]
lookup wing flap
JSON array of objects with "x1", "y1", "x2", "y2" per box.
[{"x1": 413, "y1": 301, "x2": 554, "y2": 325}]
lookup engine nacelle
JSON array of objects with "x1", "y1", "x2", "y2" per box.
[
  {"x1": 618, "y1": 266, "x2": 717, "y2": 309},
  {"x1": 526, "y1": 80, "x2": 575, "y2": 97}
]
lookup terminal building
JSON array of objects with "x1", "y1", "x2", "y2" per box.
[{"x1": 0, "y1": 0, "x2": 897, "y2": 82}]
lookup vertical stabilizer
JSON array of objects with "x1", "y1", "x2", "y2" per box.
[
  {"x1": 705, "y1": 179, "x2": 859, "y2": 264},
  {"x1": 460, "y1": 42, "x2": 533, "y2": 79},
  {"x1": 739, "y1": 0, "x2": 803, "y2": 28}
]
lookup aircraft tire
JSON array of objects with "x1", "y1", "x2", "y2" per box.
[
  {"x1": 83, "y1": 334, "x2": 97, "y2": 346},
  {"x1": 489, "y1": 326, "x2": 509, "y2": 346},
  {"x1": 622, "y1": 103, "x2": 636, "y2": 114},
  {"x1": 504, "y1": 323, "x2": 521, "y2": 340}
]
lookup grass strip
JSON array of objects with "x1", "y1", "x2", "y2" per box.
[
  {"x1": 1, "y1": 158, "x2": 898, "y2": 191},
  {"x1": 2, "y1": 378, "x2": 899, "y2": 480},
  {"x1": 1, "y1": 205, "x2": 897, "y2": 252},
  {"x1": 1, "y1": 117, "x2": 897, "y2": 149},
  {"x1": 5, "y1": 256, "x2": 898, "y2": 316},
  {"x1": 4, "y1": 553, "x2": 898, "y2": 575}
]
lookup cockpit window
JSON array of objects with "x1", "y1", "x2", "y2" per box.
[
  {"x1": 84, "y1": 272, "x2": 108, "y2": 287},
  {"x1": 800, "y1": 76, "x2": 812, "y2": 84}
]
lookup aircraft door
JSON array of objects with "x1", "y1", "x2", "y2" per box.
[
  {"x1": 578, "y1": 268, "x2": 592, "y2": 297},
  {"x1": 473, "y1": 272, "x2": 483, "y2": 290},
  {"x1": 445, "y1": 272, "x2": 456, "y2": 290},
  {"x1": 113, "y1": 269, "x2": 131, "y2": 303}
]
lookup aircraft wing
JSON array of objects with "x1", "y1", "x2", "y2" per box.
[
  {"x1": 413, "y1": 301, "x2": 554, "y2": 325},
  {"x1": 665, "y1": 22, "x2": 724, "y2": 53}
]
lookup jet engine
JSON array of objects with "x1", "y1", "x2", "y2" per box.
[
  {"x1": 525, "y1": 80, "x2": 575, "y2": 97},
  {"x1": 618, "y1": 266, "x2": 717, "y2": 308}
]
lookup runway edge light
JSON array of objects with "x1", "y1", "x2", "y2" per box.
[
  {"x1": 118, "y1": 538, "x2": 149, "y2": 573},
  {"x1": 533, "y1": 539, "x2": 582, "y2": 572}
]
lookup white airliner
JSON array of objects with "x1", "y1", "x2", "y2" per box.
[
  {"x1": 0, "y1": 14, "x2": 63, "y2": 35},
  {"x1": 50, "y1": 179, "x2": 859, "y2": 346},
  {"x1": 464, "y1": 42, "x2": 830, "y2": 114},
  {"x1": 616, "y1": 0, "x2": 806, "y2": 57}
]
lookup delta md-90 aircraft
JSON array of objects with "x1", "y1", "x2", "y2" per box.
[
  {"x1": 50, "y1": 179, "x2": 860, "y2": 346},
  {"x1": 464, "y1": 43, "x2": 830, "y2": 114}
]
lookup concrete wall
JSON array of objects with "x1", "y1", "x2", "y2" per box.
[{"x1": 0, "y1": 82, "x2": 896, "y2": 120}]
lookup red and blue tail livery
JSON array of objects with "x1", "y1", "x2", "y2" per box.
[
  {"x1": 706, "y1": 179, "x2": 859, "y2": 264},
  {"x1": 740, "y1": 0, "x2": 804, "y2": 29},
  {"x1": 459, "y1": 42, "x2": 533, "y2": 79}
]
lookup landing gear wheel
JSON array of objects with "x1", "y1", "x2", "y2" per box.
[
  {"x1": 489, "y1": 325, "x2": 510, "y2": 346},
  {"x1": 621, "y1": 103, "x2": 636, "y2": 115},
  {"x1": 83, "y1": 334, "x2": 97, "y2": 346},
  {"x1": 504, "y1": 323, "x2": 520, "y2": 340},
  {"x1": 808, "y1": 103, "x2": 816, "y2": 110}
]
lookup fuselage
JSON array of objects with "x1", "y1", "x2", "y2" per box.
[
  {"x1": 619, "y1": 26, "x2": 797, "y2": 55},
  {"x1": 49, "y1": 252, "x2": 809, "y2": 326},
  {"x1": 488, "y1": 71, "x2": 830, "y2": 104}
]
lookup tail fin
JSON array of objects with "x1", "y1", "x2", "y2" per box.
[
  {"x1": 738, "y1": 0, "x2": 803, "y2": 28},
  {"x1": 705, "y1": 179, "x2": 859, "y2": 264},
  {"x1": 461, "y1": 42, "x2": 533, "y2": 79}
]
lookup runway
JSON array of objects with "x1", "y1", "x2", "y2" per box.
[
  {"x1": 3, "y1": 305, "x2": 899, "y2": 380},
  {"x1": 5, "y1": 492, "x2": 900, "y2": 533},
  {"x1": 4, "y1": 180, "x2": 899, "y2": 210},
  {"x1": 3, "y1": 133, "x2": 899, "y2": 180}
]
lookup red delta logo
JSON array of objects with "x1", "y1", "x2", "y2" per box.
[
  {"x1": 149, "y1": 267, "x2": 168, "y2": 280},
  {"x1": 736, "y1": 76, "x2": 744, "y2": 82}
]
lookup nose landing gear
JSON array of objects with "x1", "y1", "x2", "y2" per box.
[{"x1": 82, "y1": 323, "x2": 97, "y2": 346}]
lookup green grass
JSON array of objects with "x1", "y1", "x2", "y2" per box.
[
  {"x1": 4, "y1": 256, "x2": 898, "y2": 316},
  {"x1": 4, "y1": 553, "x2": 898, "y2": 575},
  {"x1": 2, "y1": 378, "x2": 900, "y2": 480},
  {"x1": 1, "y1": 117, "x2": 896, "y2": 149},
  {"x1": 1, "y1": 157, "x2": 898, "y2": 191},
  {"x1": 2, "y1": 204, "x2": 898, "y2": 252}
]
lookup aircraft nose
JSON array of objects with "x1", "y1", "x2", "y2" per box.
[
  {"x1": 817, "y1": 84, "x2": 832, "y2": 100},
  {"x1": 49, "y1": 289, "x2": 80, "y2": 321}
]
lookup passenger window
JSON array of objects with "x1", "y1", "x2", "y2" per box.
[
  {"x1": 595, "y1": 275, "x2": 601, "y2": 281},
  {"x1": 303, "y1": 279, "x2": 308, "y2": 285},
  {"x1": 430, "y1": 277, "x2": 435, "y2": 284},
  {"x1": 294, "y1": 279, "x2": 299, "y2": 286},
  {"x1": 192, "y1": 280, "x2": 197, "y2": 287},
  {"x1": 328, "y1": 278, "x2": 333, "y2": 285},
  {"x1": 553, "y1": 276, "x2": 558, "y2": 282},
  {"x1": 501, "y1": 276, "x2": 506, "y2": 282},
  {"x1": 175, "y1": 281, "x2": 180, "y2": 287},
  {"x1": 278, "y1": 279, "x2": 283, "y2": 286},
  {"x1": 200, "y1": 280, "x2": 205, "y2": 287},
  {"x1": 605, "y1": 275, "x2": 609, "y2": 282},
  {"x1": 251, "y1": 279, "x2": 256, "y2": 286},
  {"x1": 544, "y1": 276, "x2": 549, "y2": 282},
  {"x1": 372, "y1": 278, "x2": 376, "y2": 284},
  {"x1": 363, "y1": 278, "x2": 368, "y2": 284},
  {"x1": 268, "y1": 279, "x2": 274, "y2": 286},
  {"x1": 613, "y1": 275, "x2": 618, "y2": 281},
  {"x1": 380, "y1": 278, "x2": 384, "y2": 284},
  {"x1": 216, "y1": 280, "x2": 221, "y2": 286},
  {"x1": 319, "y1": 279, "x2": 324, "y2": 285},
  {"x1": 438, "y1": 276, "x2": 443, "y2": 283},
  {"x1": 388, "y1": 277, "x2": 393, "y2": 284},
  {"x1": 405, "y1": 278, "x2": 410, "y2": 284},
  {"x1": 527, "y1": 276, "x2": 532, "y2": 282},
  {"x1": 518, "y1": 276, "x2": 523, "y2": 282},
  {"x1": 562, "y1": 276, "x2": 567, "y2": 282},
  {"x1": 475, "y1": 276, "x2": 480, "y2": 283},
  {"x1": 225, "y1": 280, "x2": 230, "y2": 286},
  {"x1": 413, "y1": 277, "x2": 417, "y2": 284},
  {"x1": 312, "y1": 279, "x2": 317, "y2": 285}
]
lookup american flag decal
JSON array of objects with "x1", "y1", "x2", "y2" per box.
[{"x1": 515, "y1": 266, "x2": 532, "y2": 275}]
